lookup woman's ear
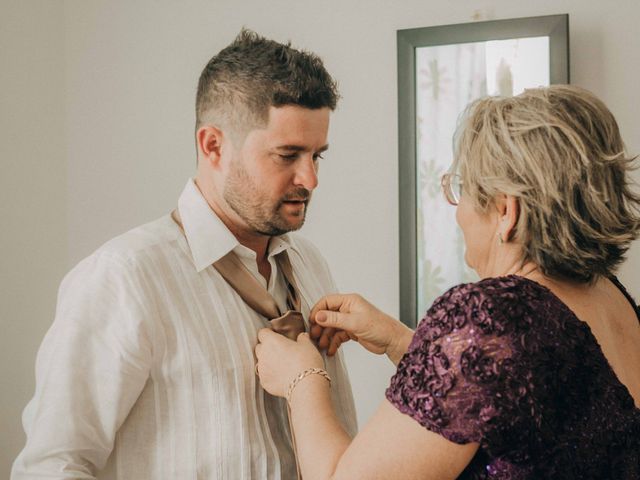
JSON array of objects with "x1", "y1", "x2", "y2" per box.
[
  {"x1": 498, "y1": 195, "x2": 520, "y2": 242},
  {"x1": 196, "y1": 125, "x2": 225, "y2": 168}
]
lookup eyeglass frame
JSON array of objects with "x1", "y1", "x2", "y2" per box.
[{"x1": 440, "y1": 173, "x2": 464, "y2": 206}]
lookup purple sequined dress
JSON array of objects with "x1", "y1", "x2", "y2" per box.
[{"x1": 386, "y1": 276, "x2": 640, "y2": 479}]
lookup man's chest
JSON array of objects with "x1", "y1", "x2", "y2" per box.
[{"x1": 143, "y1": 265, "x2": 325, "y2": 384}]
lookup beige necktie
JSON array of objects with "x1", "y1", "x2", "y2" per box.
[{"x1": 171, "y1": 210, "x2": 306, "y2": 340}]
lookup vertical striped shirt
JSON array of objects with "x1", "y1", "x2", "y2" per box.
[{"x1": 12, "y1": 179, "x2": 358, "y2": 479}]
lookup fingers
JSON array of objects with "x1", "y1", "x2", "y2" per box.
[
  {"x1": 254, "y1": 330, "x2": 273, "y2": 361},
  {"x1": 257, "y1": 327, "x2": 277, "y2": 343},
  {"x1": 310, "y1": 293, "x2": 355, "y2": 321},
  {"x1": 314, "y1": 310, "x2": 355, "y2": 334},
  {"x1": 312, "y1": 325, "x2": 350, "y2": 354},
  {"x1": 296, "y1": 332, "x2": 312, "y2": 343},
  {"x1": 318, "y1": 327, "x2": 335, "y2": 350},
  {"x1": 327, "y1": 330, "x2": 350, "y2": 356},
  {"x1": 310, "y1": 323, "x2": 323, "y2": 340}
]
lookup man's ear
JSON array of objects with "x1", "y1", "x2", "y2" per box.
[
  {"x1": 196, "y1": 125, "x2": 225, "y2": 168},
  {"x1": 495, "y1": 194, "x2": 520, "y2": 242}
]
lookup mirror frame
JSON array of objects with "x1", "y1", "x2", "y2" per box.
[{"x1": 397, "y1": 14, "x2": 570, "y2": 327}]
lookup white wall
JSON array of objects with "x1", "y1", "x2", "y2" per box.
[
  {"x1": 3, "y1": 0, "x2": 640, "y2": 477},
  {"x1": 0, "y1": 1, "x2": 67, "y2": 476}
]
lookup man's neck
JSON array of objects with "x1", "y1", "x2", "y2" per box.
[
  {"x1": 194, "y1": 178, "x2": 271, "y2": 262},
  {"x1": 233, "y1": 229, "x2": 272, "y2": 264}
]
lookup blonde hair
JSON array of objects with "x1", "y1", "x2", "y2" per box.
[{"x1": 453, "y1": 85, "x2": 640, "y2": 282}]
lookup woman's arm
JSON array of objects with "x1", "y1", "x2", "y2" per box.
[
  {"x1": 287, "y1": 374, "x2": 351, "y2": 479},
  {"x1": 385, "y1": 321, "x2": 414, "y2": 365},
  {"x1": 255, "y1": 330, "x2": 478, "y2": 480},
  {"x1": 287, "y1": 373, "x2": 477, "y2": 480}
]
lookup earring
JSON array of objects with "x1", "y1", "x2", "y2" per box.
[{"x1": 497, "y1": 232, "x2": 504, "y2": 244}]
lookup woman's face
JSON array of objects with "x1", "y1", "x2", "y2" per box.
[{"x1": 455, "y1": 192, "x2": 500, "y2": 277}]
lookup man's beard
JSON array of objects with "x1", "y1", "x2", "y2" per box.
[{"x1": 223, "y1": 161, "x2": 311, "y2": 236}]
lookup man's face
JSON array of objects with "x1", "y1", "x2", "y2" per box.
[{"x1": 223, "y1": 105, "x2": 330, "y2": 236}]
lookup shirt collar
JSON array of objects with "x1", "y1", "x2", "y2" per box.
[{"x1": 177, "y1": 178, "x2": 298, "y2": 272}]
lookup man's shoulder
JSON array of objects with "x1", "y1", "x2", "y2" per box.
[
  {"x1": 95, "y1": 214, "x2": 178, "y2": 262},
  {"x1": 69, "y1": 214, "x2": 180, "y2": 279}
]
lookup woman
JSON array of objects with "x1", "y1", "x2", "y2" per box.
[{"x1": 255, "y1": 85, "x2": 640, "y2": 479}]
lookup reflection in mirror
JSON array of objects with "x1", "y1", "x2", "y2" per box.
[
  {"x1": 415, "y1": 37, "x2": 551, "y2": 314},
  {"x1": 397, "y1": 15, "x2": 570, "y2": 326}
]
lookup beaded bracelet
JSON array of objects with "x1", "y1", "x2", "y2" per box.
[{"x1": 286, "y1": 367, "x2": 331, "y2": 403}]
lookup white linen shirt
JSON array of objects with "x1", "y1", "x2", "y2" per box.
[{"x1": 12, "y1": 179, "x2": 357, "y2": 480}]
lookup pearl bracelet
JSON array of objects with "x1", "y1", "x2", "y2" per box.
[{"x1": 286, "y1": 367, "x2": 331, "y2": 403}]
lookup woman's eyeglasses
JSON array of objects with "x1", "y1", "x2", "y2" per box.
[{"x1": 440, "y1": 173, "x2": 463, "y2": 206}]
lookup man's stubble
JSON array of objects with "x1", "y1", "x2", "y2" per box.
[{"x1": 223, "y1": 160, "x2": 311, "y2": 237}]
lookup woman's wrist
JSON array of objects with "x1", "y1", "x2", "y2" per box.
[
  {"x1": 385, "y1": 321, "x2": 414, "y2": 366},
  {"x1": 286, "y1": 368, "x2": 331, "y2": 403},
  {"x1": 288, "y1": 370, "x2": 332, "y2": 409}
]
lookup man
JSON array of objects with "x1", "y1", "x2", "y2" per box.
[{"x1": 12, "y1": 29, "x2": 357, "y2": 479}]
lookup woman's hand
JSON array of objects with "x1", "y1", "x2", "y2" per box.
[
  {"x1": 310, "y1": 294, "x2": 414, "y2": 364},
  {"x1": 255, "y1": 329, "x2": 324, "y2": 398}
]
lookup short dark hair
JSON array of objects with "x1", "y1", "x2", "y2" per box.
[{"x1": 196, "y1": 28, "x2": 339, "y2": 142}]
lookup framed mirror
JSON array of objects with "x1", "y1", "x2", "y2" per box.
[{"x1": 398, "y1": 14, "x2": 570, "y2": 327}]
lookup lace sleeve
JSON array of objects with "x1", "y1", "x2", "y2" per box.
[{"x1": 385, "y1": 281, "x2": 533, "y2": 447}]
